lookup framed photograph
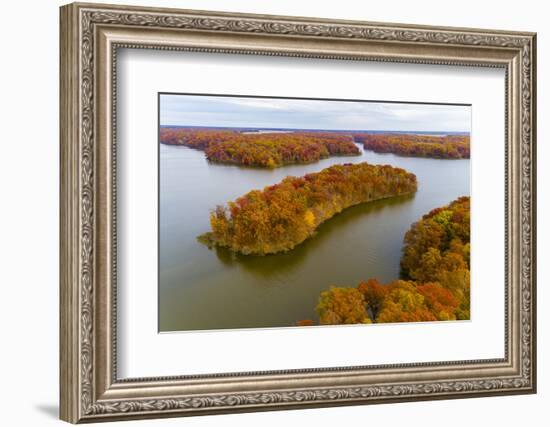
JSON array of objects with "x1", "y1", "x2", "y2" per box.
[{"x1": 60, "y1": 2, "x2": 537, "y2": 423}]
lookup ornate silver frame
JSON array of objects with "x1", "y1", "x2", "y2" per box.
[{"x1": 60, "y1": 2, "x2": 537, "y2": 423}]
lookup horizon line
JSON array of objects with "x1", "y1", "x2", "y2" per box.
[{"x1": 159, "y1": 124, "x2": 471, "y2": 134}]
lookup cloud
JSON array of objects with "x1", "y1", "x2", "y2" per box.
[{"x1": 159, "y1": 94, "x2": 471, "y2": 132}]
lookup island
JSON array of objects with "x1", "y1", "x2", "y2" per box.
[
  {"x1": 160, "y1": 127, "x2": 360, "y2": 168},
  {"x1": 198, "y1": 162, "x2": 418, "y2": 255},
  {"x1": 301, "y1": 196, "x2": 471, "y2": 326},
  {"x1": 353, "y1": 133, "x2": 470, "y2": 159}
]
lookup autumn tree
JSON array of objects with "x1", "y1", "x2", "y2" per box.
[
  {"x1": 199, "y1": 162, "x2": 418, "y2": 255},
  {"x1": 375, "y1": 281, "x2": 437, "y2": 323},
  {"x1": 316, "y1": 287, "x2": 371, "y2": 325},
  {"x1": 159, "y1": 127, "x2": 361, "y2": 167},
  {"x1": 417, "y1": 283, "x2": 459, "y2": 321},
  {"x1": 354, "y1": 133, "x2": 470, "y2": 159},
  {"x1": 357, "y1": 279, "x2": 388, "y2": 320},
  {"x1": 296, "y1": 319, "x2": 315, "y2": 326},
  {"x1": 400, "y1": 197, "x2": 470, "y2": 319},
  {"x1": 300, "y1": 196, "x2": 470, "y2": 327}
]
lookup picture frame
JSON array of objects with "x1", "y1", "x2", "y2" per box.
[{"x1": 59, "y1": 2, "x2": 537, "y2": 423}]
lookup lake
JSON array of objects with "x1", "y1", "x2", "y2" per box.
[{"x1": 159, "y1": 142, "x2": 470, "y2": 331}]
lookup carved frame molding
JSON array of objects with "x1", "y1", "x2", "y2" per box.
[{"x1": 60, "y1": 2, "x2": 536, "y2": 423}]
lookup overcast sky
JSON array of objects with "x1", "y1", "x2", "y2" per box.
[{"x1": 160, "y1": 94, "x2": 471, "y2": 133}]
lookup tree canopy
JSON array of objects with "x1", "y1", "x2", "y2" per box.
[
  {"x1": 199, "y1": 162, "x2": 417, "y2": 255},
  {"x1": 354, "y1": 133, "x2": 470, "y2": 159},
  {"x1": 298, "y1": 196, "x2": 470, "y2": 326},
  {"x1": 160, "y1": 128, "x2": 360, "y2": 167}
]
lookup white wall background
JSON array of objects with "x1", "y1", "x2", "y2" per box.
[{"x1": 0, "y1": 0, "x2": 545, "y2": 426}]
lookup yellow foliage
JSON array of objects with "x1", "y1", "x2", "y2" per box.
[
  {"x1": 316, "y1": 287, "x2": 371, "y2": 325},
  {"x1": 305, "y1": 197, "x2": 470, "y2": 327},
  {"x1": 304, "y1": 210, "x2": 316, "y2": 227},
  {"x1": 200, "y1": 162, "x2": 417, "y2": 255}
]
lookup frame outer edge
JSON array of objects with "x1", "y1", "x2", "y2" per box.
[
  {"x1": 59, "y1": 2, "x2": 537, "y2": 422},
  {"x1": 60, "y1": 3, "x2": 81, "y2": 424},
  {"x1": 68, "y1": 1, "x2": 536, "y2": 37},
  {"x1": 529, "y1": 33, "x2": 537, "y2": 393}
]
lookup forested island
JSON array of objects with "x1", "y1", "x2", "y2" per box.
[
  {"x1": 160, "y1": 127, "x2": 470, "y2": 164},
  {"x1": 354, "y1": 133, "x2": 470, "y2": 159},
  {"x1": 198, "y1": 162, "x2": 418, "y2": 255},
  {"x1": 160, "y1": 127, "x2": 360, "y2": 168},
  {"x1": 297, "y1": 196, "x2": 470, "y2": 326}
]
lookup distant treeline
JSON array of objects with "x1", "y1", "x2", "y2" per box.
[
  {"x1": 198, "y1": 162, "x2": 418, "y2": 255},
  {"x1": 160, "y1": 128, "x2": 360, "y2": 168},
  {"x1": 354, "y1": 133, "x2": 470, "y2": 159},
  {"x1": 298, "y1": 196, "x2": 470, "y2": 326}
]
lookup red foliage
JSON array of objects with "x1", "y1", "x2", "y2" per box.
[
  {"x1": 353, "y1": 133, "x2": 470, "y2": 159},
  {"x1": 357, "y1": 279, "x2": 388, "y2": 319},
  {"x1": 160, "y1": 128, "x2": 360, "y2": 167},
  {"x1": 306, "y1": 196, "x2": 470, "y2": 327},
  {"x1": 200, "y1": 162, "x2": 417, "y2": 255},
  {"x1": 417, "y1": 283, "x2": 459, "y2": 321},
  {"x1": 296, "y1": 319, "x2": 315, "y2": 326}
]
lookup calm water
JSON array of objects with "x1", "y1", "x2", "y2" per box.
[{"x1": 159, "y1": 143, "x2": 470, "y2": 331}]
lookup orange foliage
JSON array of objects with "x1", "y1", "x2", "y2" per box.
[
  {"x1": 199, "y1": 162, "x2": 417, "y2": 255},
  {"x1": 400, "y1": 197, "x2": 470, "y2": 319},
  {"x1": 417, "y1": 283, "x2": 459, "y2": 321},
  {"x1": 295, "y1": 319, "x2": 315, "y2": 327},
  {"x1": 160, "y1": 128, "x2": 360, "y2": 167},
  {"x1": 358, "y1": 279, "x2": 459, "y2": 323},
  {"x1": 305, "y1": 196, "x2": 470, "y2": 327},
  {"x1": 375, "y1": 280, "x2": 438, "y2": 323},
  {"x1": 357, "y1": 279, "x2": 388, "y2": 319},
  {"x1": 316, "y1": 287, "x2": 371, "y2": 325},
  {"x1": 354, "y1": 133, "x2": 470, "y2": 159}
]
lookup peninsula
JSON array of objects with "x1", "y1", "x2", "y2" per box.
[
  {"x1": 160, "y1": 127, "x2": 360, "y2": 168},
  {"x1": 199, "y1": 162, "x2": 418, "y2": 255}
]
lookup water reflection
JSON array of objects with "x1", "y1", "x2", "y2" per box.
[
  {"x1": 159, "y1": 144, "x2": 469, "y2": 331},
  {"x1": 208, "y1": 193, "x2": 416, "y2": 278}
]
